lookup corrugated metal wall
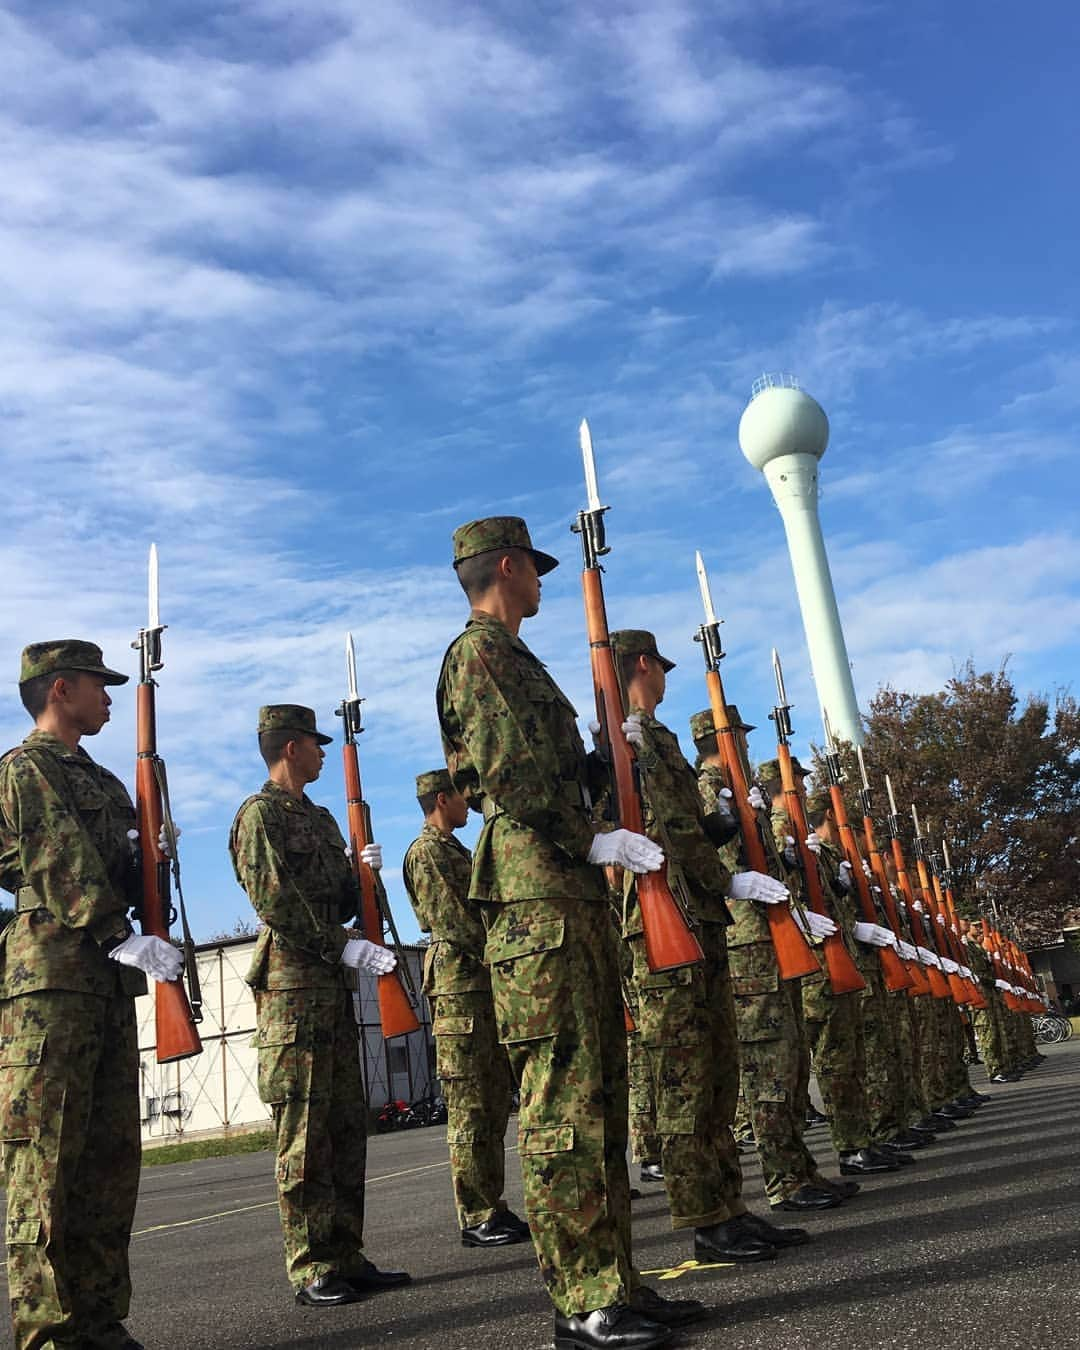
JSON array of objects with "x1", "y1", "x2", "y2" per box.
[{"x1": 137, "y1": 937, "x2": 435, "y2": 1142}]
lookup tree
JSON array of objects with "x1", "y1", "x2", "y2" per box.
[
  {"x1": 810, "y1": 661, "x2": 1080, "y2": 946},
  {"x1": 204, "y1": 916, "x2": 262, "y2": 942}
]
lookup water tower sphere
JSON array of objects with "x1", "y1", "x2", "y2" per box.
[{"x1": 739, "y1": 385, "x2": 830, "y2": 471}]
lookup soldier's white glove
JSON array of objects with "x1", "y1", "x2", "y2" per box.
[
  {"x1": 959, "y1": 965, "x2": 974, "y2": 981},
  {"x1": 783, "y1": 835, "x2": 797, "y2": 865},
  {"x1": 794, "y1": 907, "x2": 837, "y2": 939},
  {"x1": 588, "y1": 719, "x2": 607, "y2": 758},
  {"x1": 621, "y1": 714, "x2": 645, "y2": 748},
  {"x1": 936, "y1": 913, "x2": 946, "y2": 927},
  {"x1": 360, "y1": 842, "x2": 383, "y2": 871},
  {"x1": 747, "y1": 785, "x2": 767, "y2": 811},
  {"x1": 837, "y1": 860, "x2": 853, "y2": 890},
  {"x1": 714, "y1": 786, "x2": 735, "y2": 821},
  {"x1": 940, "y1": 957, "x2": 959, "y2": 975},
  {"x1": 158, "y1": 822, "x2": 181, "y2": 858},
  {"x1": 804, "y1": 831, "x2": 822, "y2": 855},
  {"x1": 108, "y1": 934, "x2": 185, "y2": 984},
  {"x1": 588, "y1": 829, "x2": 664, "y2": 874},
  {"x1": 854, "y1": 921, "x2": 895, "y2": 948},
  {"x1": 918, "y1": 946, "x2": 941, "y2": 969},
  {"x1": 898, "y1": 940, "x2": 919, "y2": 962},
  {"x1": 728, "y1": 871, "x2": 789, "y2": 904},
  {"x1": 994, "y1": 978, "x2": 1011, "y2": 992},
  {"x1": 341, "y1": 938, "x2": 396, "y2": 973}
]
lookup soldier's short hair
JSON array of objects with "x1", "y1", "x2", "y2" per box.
[
  {"x1": 258, "y1": 729, "x2": 295, "y2": 769},
  {"x1": 456, "y1": 548, "x2": 515, "y2": 599},
  {"x1": 417, "y1": 790, "x2": 440, "y2": 815},
  {"x1": 19, "y1": 669, "x2": 81, "y2": 718}
]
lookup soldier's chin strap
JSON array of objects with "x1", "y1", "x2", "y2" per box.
[{"x1": 153, "y1": 756, "x2": 203, "y2": 1022}]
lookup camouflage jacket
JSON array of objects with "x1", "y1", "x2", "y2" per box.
[
  {"x1": 623, "y1": 709, "x2": 732, "y2": 933},
  {"x1": 403, "y1": 822, "x2": 489, "y2": 996},
  {"x1": 697, "y1": 764, "x2": 776, "y2": 949},
  {"x1": 229, "y1": 781, "x2": 359, "y2": 991},
  {"x1": 965, "y1": 937, "x2": 995, "y2": 989},
  {"x1": 436, "y1": 610, "x2": 605, "y2": 904},
  {"x1": 0, "y1": 730, "x2": 143, "y2": 998}
]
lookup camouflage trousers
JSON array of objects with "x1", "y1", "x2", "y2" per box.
[
  {"x1": 890, "y1": 990, "x2": 928, "y2": 1123},
  {"x1": 972, "y1": 992, "x2": 1006, "y2": 1077},
  {"x1": 943, "y1": 1003, "x2": 973, "y2": 1100},
  {"x1": 857, "y1": 957, "x2": 904, "y2": 1144},
  {"x1": 431, "y1": 988, "x2": 515, "y2": 1228},
  {"x1": 804, "y1": 986, "x2": 870, "y2": 1155},
  {"x1": 729, "y1": 953, "x2": 817, "y2": 1205},
  {"x1": 629, "y1": 922, "x2": 744, "y2": 1230},
  {"x1": 254, "y1": 986, "x2": 368, "y2": 1289},
  {"x1": 0, "y1": 991, "x2": 139, "y2": 1350},
  {"x1": 484, "y1": 899, "x2": 635, "y2": 1316},
  {"x1": 626, "y1": 1008, "x2": 661, "y2": 1165}
]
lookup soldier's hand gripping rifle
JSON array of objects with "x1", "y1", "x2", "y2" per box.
[
  {"x1": 338, "y1": 633, "x2": 420, "y2": 1039},
  {"x1": 770, "y1": 650, "x2": 864, "y2": 995},
  {"x1": 132, "y1": 544, "x2": 203, "y2": 1064},
  {"x1": 693, "y1": 553, "x2": 815, "y2": 979},
  {"x1": 855, "y1": 748, "x2": 930, "y2": 995},
  {"x1": 573, "y1": 420, "x2": 703, "y2": 973},
  {"x1": 910, "y1": 803, "x2": 967, "y2": 1005},
  {"x1": 820, "y1": 712, "x2": 911, "y2": 993},
  {"x1": 884, "y1": 775, "x2": 953, "y2": 999}
]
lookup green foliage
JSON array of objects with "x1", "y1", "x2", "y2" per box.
[{"x1": 142, "y1": 1128, "x2": 274, "y2": 1166}]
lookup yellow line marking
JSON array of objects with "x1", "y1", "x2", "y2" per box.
[{"x1": 640, "y1": 1259, "x2": 735, "y2": 1280}]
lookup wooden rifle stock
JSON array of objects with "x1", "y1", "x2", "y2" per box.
[
  {"x1": 913, "y1": 857, "x2": 966, "y2": 1006},
  {"x1": 889, "y1": 835, "x2": 952, "y2": 999},
  {"x1": 933, "y1": 872, "x2": 983, "y2": 1007},
  {"x1": 342, "y1": 743, "x2": 420, "y2": 1039},
  {"x1": 580, "y1": 560, "x2": 703, "y2": 974},
  {"x1": 860, "y1": 814, "x2": 929, "y2": 995},
  {"x1": 703, "y1": 671, "x2": 816, "y2": 980},
  {"x1": 777, "y1": 745, "x2": 864, "y2": 995},
  {"x1": 134, "y1": 678, "x2": 202, "y2": 1064},
  {"x1": 828, "y1": 786, "x2": 911, "y2": 992}
]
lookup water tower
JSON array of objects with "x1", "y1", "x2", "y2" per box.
[{"x1": 739, "y1": 374, "x2": 862, "y2": 745}]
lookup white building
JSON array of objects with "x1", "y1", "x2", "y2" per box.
[{"x1": 136, "y1": 936, "x2": 435, "y2": 1144}]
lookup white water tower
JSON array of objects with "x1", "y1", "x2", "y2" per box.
[{"x1": 739, "y1": 374, "x2": 862, "y2": 745}]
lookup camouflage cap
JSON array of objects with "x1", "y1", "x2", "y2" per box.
[
  {"x1": 756, "y1": 755, "x2": 810, "y2": 782},
  {"x1": 452, "y1": 516, "x2": 559, "y2": 576},
  {"x1": 416, "y1": 768, "x2": 454, "y2": 799},
  {"x1": 609, "y1": 629, "x2": 676, "y2": 673},
  {"x1": 690, "y1": 704, "x2": 756, "y2": 741},
  {"x1": 257, "y1": 704, "x2": 333, "y2": 745},
  {"x1": 19, "y1": 639, "x2": 129, "y2": 686}
]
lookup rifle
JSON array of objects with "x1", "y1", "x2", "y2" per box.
[
  {"x1": 910, "y1": 804, "x2": 967, "y2": 1006},
  {"x1": 854, "y1": 748, "x2": 930, "y2": 995},
  {"x1": 338, "y1": 633, "x2": 420, "y2": 1039},
  {"x1": 573, "y1": 421, "x2": 703, "y2": 973},
  {"x1": 884, "y1": 776, "x2": 953, "y2": 1000},
  {"x1": 132, "y1": 544, "x2": 203, "y2": 1064},
  {"x1": 692, "y1": 553, "x2": 816, "y2": 979},
  {"x1": 935, "y1": 836, "x2": 986, "y2": 1007},
  {"x1": 820, "y1": 713, "x2": 911, "y2": 992},
  {"x1": 769, "y1": 650, "x2": 864, "y2": 995}
]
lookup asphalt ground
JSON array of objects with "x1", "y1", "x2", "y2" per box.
[{"x1": 1, "y1": 1042, "x2": 1077, "y2": 1350}]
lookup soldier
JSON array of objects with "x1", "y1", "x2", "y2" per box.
[
  {"x1": 437, "y1": 517, "x2": 702, "y2": 1350},
  {"x1": 402, "y1": 768, "x2": 528, "y2": 1247},
  {"x1": 692, "y1": 711, "x2": 844, "y2": 1214},
  {"x1": 0, "y1": 640, "x2": 186, "y2": 1350},
  {"x1": 610, "y1": 632, "x2": 809, "y2": 1263},
  {"x1": 229, "y1": 705, "x2": 411, "y2": 1307}
]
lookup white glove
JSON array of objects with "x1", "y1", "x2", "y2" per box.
[
  {"x1": 936, "y1": 913, "x2": 946, "y2": 926},
  {"x1": 747, "y1": 785, "x2": 767, "y2": 811},
  {"x1": 360, "y1": 842, "x2": 383, "y2": 871},
  {"x1": 861, "y1": 858, "x2": 872, "y2": 879},
  {"x1": 588, "y1": 829, "x2": 664, "y2": 874},
  {"x1": 940, "y1": 957, "x2": 959, "y2": 975},
  {"x1": 959, "y1": 966, "x2": 974, "y2": 981},
  {"x1": 804, "y1": 831, "x2": 822, "y2": 855},
  {"x1": 158, "y1": 822, "x2": 181, "y2": 858},
  {"x1": 837, "y1": 860, "x2": 853, "y2": 890},
  {"x1": 898, "y1": 940, "x2": 919, "y2": 962},
  {"x1": 853, "y1": 922, "x2": 895, "y2": 948},
  {"x1": 341, "y1": 938, "x2": 396, "y2": 974},
  {"x1": 794, "y1": 907, "x2": 837, "y2": 939},
  {"x1": 994, "y1": 978, "x2": 1011, "y2": 992},
  {"x1": 621, "y1": 714, "x2": 645, "y2": 748},
  {"x1": 918, "y1": 946, "x2": 941, "y2": 969},
  {"x1": 108, "y1": 934, "x2": 184, "y2": 984},
  {"x1": 588, "y1": 719, "x2": 607, "y2": 760},
  {"x1": 783, "y1": 835, "x2": 797, "y2": 865},
  {"x1": 714, "y1": 786, "x2": 735, "y2": 820},
  {"x1": 728, "y1": 871, "x2": 790, "y2": 904}
]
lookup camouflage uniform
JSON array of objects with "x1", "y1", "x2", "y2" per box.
[
  {"x1": 437, "y1": 573, "x2": 635, "y2": 1316},
  {"x1": 697, "y1": 764, "x2": 818, "y2": 1206},
  {"x1": 402, "y1": 797, "x2": 515, "y2": 1230},
  {"x1": 229, "y1": 706, "x2": 370, "y2": 1293},
  {"x1": 617, "y1": 690, "x2": 744, "y2": 1232},
  {"x1": 0, "y1": 641, "x2": 144, "y2": 1350}
]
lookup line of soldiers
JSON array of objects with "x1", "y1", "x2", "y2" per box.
[{"x1": 0, "y1": 512, "x2": 1047, "y2": 1350}]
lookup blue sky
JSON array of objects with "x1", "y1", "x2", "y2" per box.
[{"x1": 2, "y1": 1, "x2": 1077, "y2": 943}]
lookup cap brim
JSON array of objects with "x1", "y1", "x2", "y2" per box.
[
  {"x1": 100, "y1": 668, "x2": 130, "y2": 686},
  {"x1": 314, "y1": 730, "x2": 334, "y2": 746},
  {"x1": 657, "y1": 654, "x2": 676, "y2": 673},
  {"x1": 735, "y1": 720, "x2": 756, "y2": 732},
  {"x1": 530, "y1": 548, "x2": 559, "y2": 576}
]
